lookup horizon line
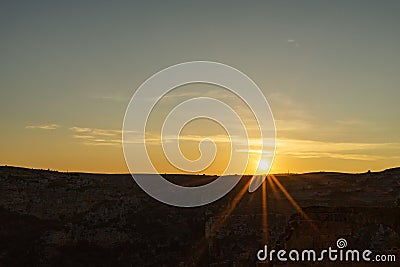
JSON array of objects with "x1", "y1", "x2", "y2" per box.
[{"x1": 1, "y1": 165, "x2": 398, "y2": 176}]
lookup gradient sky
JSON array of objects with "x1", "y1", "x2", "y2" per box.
[{"x1": 1, "y1": 1, "x2": 399, "y2": 174}]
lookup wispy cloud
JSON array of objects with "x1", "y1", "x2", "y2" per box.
[
  {"x1": 288, "y1": 39, "x2": 299, "y2": 47},
  {"x1": 123, "y1": 133, "x2": 232, "y2": 145},
  {"x1": 69, "y1": 123, "x2": 400, "y2": 162},
  {"x1": 72, "y1": 134, "x2": 95, "y2": 140},
  {"x1": 81, "y1": 140, "x2": 121, "y2": 146},
  {"x1": 70, "y1": 126, "x2": 122, "y2": 146},
  {"x1": 268, "y1": 92, "x2": 312, "y2": 121},
  {"x1": 282, "y1": 152, "x2": 386, "y2": 161},
  {"x1": 277, "y1": 138, "x2": 400, "y2": 161},
  {"x1": 25, "y1": 124, "x2": 60, "y2": 130},
  {"x1": 275, "y1": 119, "x2": 311, "y2": 132},
  {"x1": 228, "y1": 137, "x2": 400, "y2": 161},
  {"x1": 334, "y1": 119, "x2": 365, "y2": 126},
  {"x1": 70, "y1": 126, "x2": 92, "y2": 133},
  {"x1": 277, "y1": 138, "x2": 399, "y2": 152},
  {"x1": 124, "y1": 132, "x2": 273, "y2": 147}
]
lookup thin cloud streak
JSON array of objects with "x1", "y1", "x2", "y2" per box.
[
  {"x1": 277, "y1": 138, "x2": 400, "y2": 152},
  {"x1": 70, "y1": 124, "x2": 400, "y2": 162},
  {"x1": 25, "y1": 124, "x2": 60, "y2": 130},
  {"x1": 70, "y1": 126, "x2": 122, "y2": 147},
  {"x1": 277, "y1": 138, "x2": 400, "y2": 161}
]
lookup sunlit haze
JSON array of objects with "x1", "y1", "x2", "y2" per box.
[{"x1": 1, "y1": 1, "x2": 399, "y2": 174}]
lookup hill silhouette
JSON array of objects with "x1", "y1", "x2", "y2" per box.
[{"x1": 0, "y1": 166, "x2": 399, "y2": 266}]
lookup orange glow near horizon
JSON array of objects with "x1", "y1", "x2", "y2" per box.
[{"x1": 3, "y1": 122, "x2": 399, "y2": 175}]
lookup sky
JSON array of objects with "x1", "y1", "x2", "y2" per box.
[{"x1": 1, "y1": 1, "x2": 399, "y2": 174}]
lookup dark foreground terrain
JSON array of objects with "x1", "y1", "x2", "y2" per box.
[{"x1": 0, "y1": 166, "x2": 399, "y2": 266}]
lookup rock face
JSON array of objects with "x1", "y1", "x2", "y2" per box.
[
  {"x1": 273, "y1": 207, "x2": 399, "y2": 266},
  {"x1": 0, "y1": 166, "x2": 399, "y2": 266}
]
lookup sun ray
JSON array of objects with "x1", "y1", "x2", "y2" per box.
[
  {"x1": 209, "y1": 177, "x2": 252, "y2": 233},
  {"x1": 266, "y1": 174, "x2": 280, "y2": 200},
  {"x1": 262, "y1": 177, "x2": 268, "y2": 243},
  {"x1": 191, "y1": 176, "x2": 253, "y2": 265},
  {"x1": 269, "y1": 174, "x2": 320, "y2": 234}
]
